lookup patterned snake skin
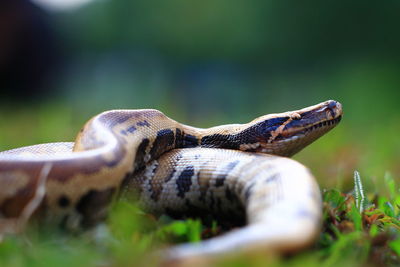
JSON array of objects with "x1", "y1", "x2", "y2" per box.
[{"x1": 0, "y1": 100, "x2": 342, "y2": 261}]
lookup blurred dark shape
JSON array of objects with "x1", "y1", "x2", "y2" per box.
[{"x1": 0, "y1": 0, "x2": 60, "y2": 101}]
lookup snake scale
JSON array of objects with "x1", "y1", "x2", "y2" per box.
[{"x1": 0, "y1": 100, "x2": 342, "y2": 261}]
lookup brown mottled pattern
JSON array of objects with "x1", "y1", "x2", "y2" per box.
[
  {"x1": 0, "y1": 101, "x2": 342, "y2": 260},
  {"x1": 0, "y1": 170, "x2": 40, "y2": 217}
]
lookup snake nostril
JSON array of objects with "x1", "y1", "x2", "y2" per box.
[{"x1": 326, "y1": 101, "x2": 338, "y2": 118}]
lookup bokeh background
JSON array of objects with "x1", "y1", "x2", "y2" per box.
[{"x1": 1, "y1": 0, "x2": 400, "y2": 191}]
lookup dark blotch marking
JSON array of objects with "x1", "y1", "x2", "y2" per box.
[
  {"x1": 224, "y1": 187, "x2": 243, "y2": 213},
  {"x1": 264, "y1": 117, "x2": 290, "y2": 128},
  {"x1": 215, "y1": 175, "x2": 226, "y2": 187},
  {"x1": 99, "y1": 115, "x2": 129, "y2": 127},
  {"x1": 225, "y1": 187, "x2": 234, "y2": 202},
  {"x1": 215, "y1": 160, "x2": 240, "y2": 187},
  {"x1": 58, "y1": 195, "x2": 70, "y2": 208},
  {"x1": 0, "y1": 179, "x2": 38, "y2": 217},
  {"x1": 175, "y1": 128, "x2": 199, "y2": 148},
  {"x1": 150, "y1": 164, "x2": 163, "y2": 201},
  {"x1": 127, "y1": 126, "x2": 136, "y2": 133},
  {"x1": 175, "y1": 128, "x2": 184, "y2": 147},
  {"x1": 174, "y1": 153, "x2": 183, "y2": 162},
  {"x1": 183, "y1": 134, "x2": 199, "y2": 148},
  {"x1": 134, "y1": 138, "x2": 150, "y2": 170},
  {"x1": 176, "y1": 166, "x2": 194, "y2": 198},
  {"x1": 76, "y1": 187, "x2": 115, "y2": 228},
  {"x1": 120, "y1": 130, "x2": 128, "y2": 136},
  {"x1": 149, "y1": 129, "x2": 175, "y2": 158},
  {"x1": 136, "y1": 120, "x2": 150, "y2": 127},
  {"x1": 200, "y1": 118, "x2": 288, "y2": 149},
  {"x1": 201, "y1": 133, "x2": 239, "y2": 149}
]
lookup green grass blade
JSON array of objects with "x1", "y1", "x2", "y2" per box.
[{"x1": 353, "y1": 171, "x2": 365, "y2": 213}]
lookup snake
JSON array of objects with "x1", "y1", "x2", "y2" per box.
[{"x1": 0, "y1": 100, "x2": 342, "y2": 261}]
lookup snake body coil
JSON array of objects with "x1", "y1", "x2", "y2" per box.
[{"x1": 0, "y1": 100, "x2": 342, "y2": 260}]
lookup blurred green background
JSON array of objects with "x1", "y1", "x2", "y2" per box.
[{"x1": 1, "y1": 0, "x2": 400, "y2": 191}]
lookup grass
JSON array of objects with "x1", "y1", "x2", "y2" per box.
[{"x1": 0, "y1": 104, "x2": 400, "y2": 267}]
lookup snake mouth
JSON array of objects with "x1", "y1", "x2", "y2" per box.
[
  {"x1": 304, "y1": 115, "x2": 342, "y2": 133},
  {"x1": 276, "y1": 115, "x2": 342, "y2": 142}
]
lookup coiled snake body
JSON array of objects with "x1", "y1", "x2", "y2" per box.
[{"x1": 0, "y1": 100, "x2": 342, "y2": 260}]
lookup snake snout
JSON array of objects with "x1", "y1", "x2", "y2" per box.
[{"x1": 326, "y1": 100, "x2": 342, "y2": 119}]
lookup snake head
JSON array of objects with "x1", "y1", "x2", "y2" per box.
[{"x1": 250, "y1": 100, "x2": 343, "y2": 156}]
